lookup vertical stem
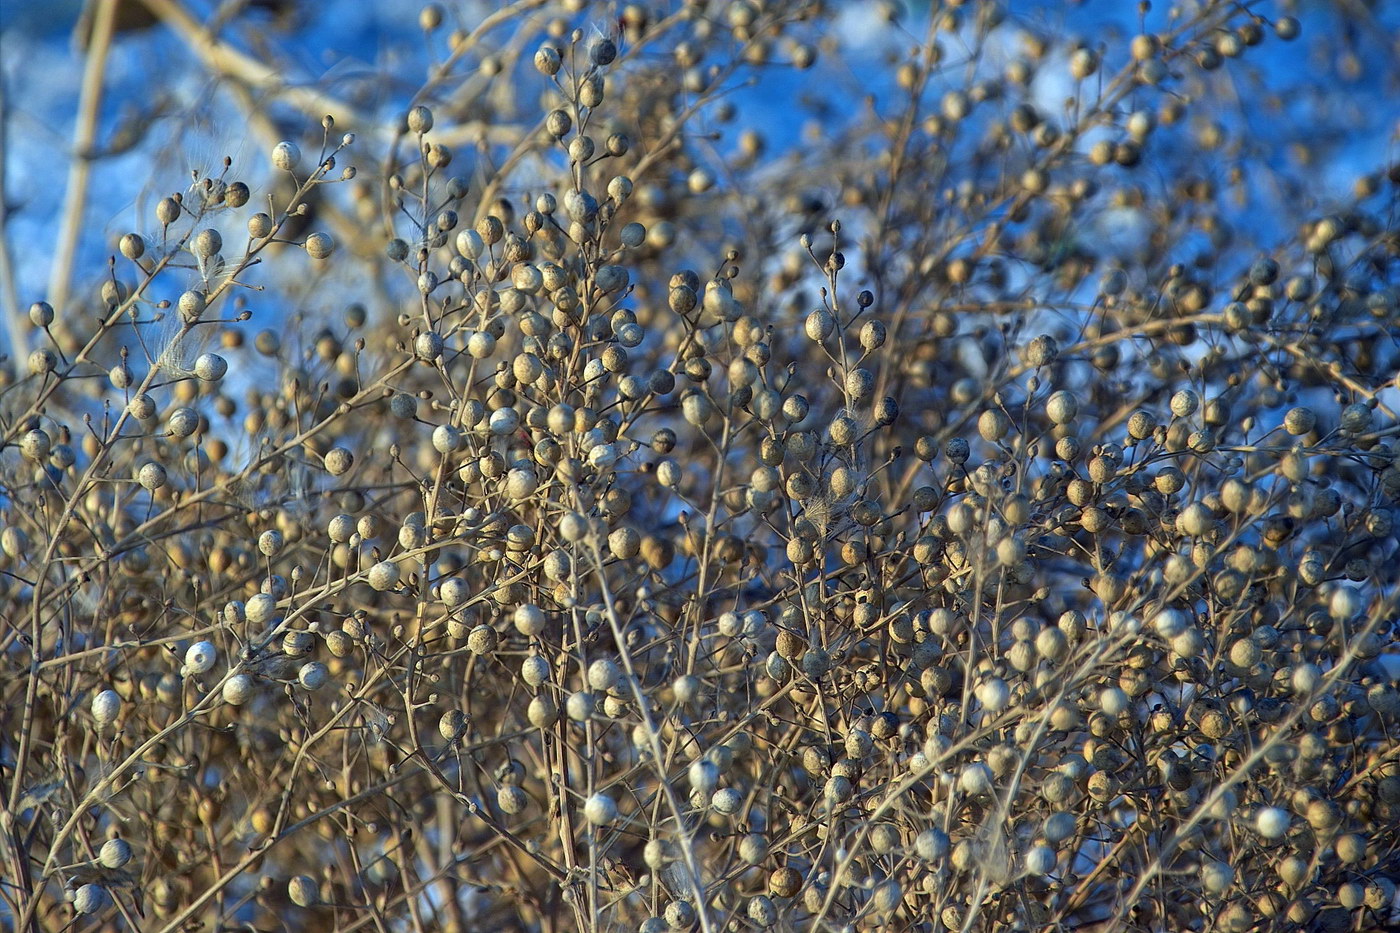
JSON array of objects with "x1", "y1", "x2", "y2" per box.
[{"x1": 46, "y1": 0, "x2": 119, "y2": 320}]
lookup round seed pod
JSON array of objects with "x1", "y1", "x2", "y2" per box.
[
  {"x1": 258, "y1": 530, "x2": 285, "y2": 557},
  {"x1": 520, "y1": 655, "x2": 550, "y2": 687},
  {"x1": 241, "y1": 593, "x2": 276, "y2": 628},
  {"x1": 769, "y1": 866, "x2": 803, "y2": 898},
  {"x1": 137, "y1": 462, "x2": 167, "y2": 491},
  {"x1": 505, "y1": 467, "x2": 539, "y2": 500},
  {"x1": 193, "y1": 352, "x2": 227, "y2": 381},
  {"x1": 298, "y1": 662, "x2": 329, "y2": 690},
  {"x1": 466, "y1": 625, "x2": 497, "y2": 656},
  {"x1": 91, "y1": 689, "x2": 122, "y2": 724},
  {"x1": 20, "y1": 429, "x2": 51, "y2": 461},
  {"x1": 406, "y1": 105, "x2": 433, "y2": 134},
  {"x1": 73, "y1": 883, "x2": 108, "y2": 915},
  {"x1": 287, "y1": 875, "x2": 318, "y2": 907},
  {"x1": 534, "y1": 45, "x2": 561, "y2": 75},
  {"x1": 1256, "y1": 806, "x2": 1290, "y2": 840},
  {"x1": 527, "y1": 694, "x2": 557, "y2": 727},
  {"x1": 28, "y1": 348, "x2": 57, "y2": 375},
  {"x1": 304, "y1": 232, "x2": 335, "y2": 260},
  {"x1": 98, "y1": 838, "x2": 132, "y2": 869},
  {"x1": 916, "y1": 828, "x2": 950, "y2": 861},
  {"x1": 583, "y1": 793, "x2": 618, "y2": 825},
  {"x1": 439, "y1": 709, "x2": 464, "y2": 741},
  {"x1": 497, "y1": 785, "x2": 528, "y2": 815},
  {"x1": 959, "y1": 762, "x2": 994, "y2": 795},
  {"x1": 1201, "y1": 860, "x2": 1234, "y2": 894},
  {"x1": 222, "y1": 674, "x2": 255, "y2": 705},
  {"x1": 183, "y1": 641, "x2": 218, "y2": 676},
  {"x1": 167, "y1": 407, "x2": 199, "y2": 437},
  {"x1": 324, "y1": 447, "x2": 353, "y2": 476},
  {"x1": 367, "y1": 561, "x2": 400, "y2": 591},
  {"x1": 747, "y1": 894, "x2": 777, "y2": 926},
  {"x1": 566, "y1": 691, "x2": 595, "y2": 721},
  {"x1": 711, "y1": 787, "x2": 743, "y2": 815},
  {"x1": 513, "y1": 604, "x2": 547, "y2": 636},
  {"x1": 271, "y1": 141, "x2": 301, "y2": 171},
  {"x1": 1025, "y1": 844, "x2": 1056, "y2": 875},
  {"x1": 587, "y1": 658, "x2": 620, "y2": 691},
  {"x1": 1045, "y1": 391, "x2": 1078, "y2": 424}
]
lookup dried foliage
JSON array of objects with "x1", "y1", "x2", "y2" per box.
[{"x1": 1, "y1": 1, "x2": 1399, "y2": 932}]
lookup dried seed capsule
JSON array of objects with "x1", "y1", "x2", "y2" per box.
[
  {"x1": 304, "y1": 232, "x2": 335, "y2": 260},
  {"x1": 91, "y1": 689, "x2": 122, "y2": 724},
  {"x1": 583, "y1": 793, "x2": 617, "y2": 825},
  {"x1": 287, "y1": 875, "x2": 318, "y2": 907},
  {"x1": 98, "y1": 838, "x2": 132, "y2": 870},
  {"x1": 73, "y1": 884, "x2": 108, "y2": 915},
  {"x1": 272, "y1": 141, "x2": 301, "y2": 172},
  {"x1": 183, "y1": 641, "x2": 218, "y2": 676},
  {"x1": 367, "y1": 561, "x2": 400, "y2": 591},
  {"x1": 222, "y1": 674, "x2": 254, "y2": 705}
]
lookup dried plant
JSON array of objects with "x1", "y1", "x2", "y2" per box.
[{"x1": 1, "y1": 1, "x2": 1398, "y2": 932}]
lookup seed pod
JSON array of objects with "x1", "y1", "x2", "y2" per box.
[
  {"x1": 1045, "y1": 391, "x2": 1078, "y2": 424},
  {"x1": 535, "y1": 45, "x2": 561, "y2": 75},
  {"x1": 287, "y1": 875, "x2": 318, "y2": 907},
  {"x1": 367, "y1": 561, "x2": 400, "y2": 591},
  {"x1": 497, "y1": 784, "x2": 528, "y2": 815},
  {"x1": 1256, "y1": 806, "x2": 1290, "y2": 839},
  {"x1": 73, "y1": 883, "x2": 108, "y2": 915},
  {"x1": 406, "y1": 105, "x2": 434, "y2": 134},
  {"x1": 304, "y1": 232, "x2": 335, "y2": 260},
  {"x1": 98, "y1": 838, "x2": 132, "y2": 869},
  {"x1": 298, "y1": 662, "x2": 329, "y2": 690},
  {"x1": 527, "y1": 694, "x2": 557, "y2": 727},
  {"x1": 183, "y1": 641, "x2": 218, "y2": 676},
  {"x1": 272, "y1": 141, "x2": 301, "y2": 172},
  {"x1": 222, "y1": 674, "x2": 254, "y2": 705},
  {"x1": 583, "y1": 793, "x2": 618, "y2": 825},
  {"x1": 193, "y1": 352, "x2": 227, "y2": 381},
  {"x1": 137, "y1": 462, "x2": 167, "y2": 491},
  {"x1": 91, "y1": 689, "x2": 122, "y2": 724}
]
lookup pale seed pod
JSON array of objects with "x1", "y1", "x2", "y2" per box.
[
  {"x1": 1024, "y1": 845, "x2": 1056, "y2": 875},
  {"x1": 272, "y1": 141, "x2": 301, "y2": 172},
  {"x1": 1045, "y1": 390, "x2": 1078, "y2": 424},
  {"x1": 98, "y1": 838, "x2": 132, "y2": 869},
  {"x1": 91, "y1": 689, "x2": 122, "y2": 724},
  {"x1": 245, "y1": 593, "x2": 276, "y2": 625},
  {"x1": 467, "y1": 625, "x2": 497, "y2": 656},
  {"x1": 1256, "y1": 806, "x2": 1290, "y2": 839},
  {"x1": 137, "y1": 462, "x2": 167, "y2": 491},
  {"x1": 584, "y1": 793, "x2": 618, "y2": 825},
  {"x1": 73, "y1": 883, "x2": 108, "y2": 915},
  {"x1": 183, "y1": 641, "x2": 218, "y2": 676},
  {"x1": 222, "y1": 674, "x2": 255, "y2": 705},
  {"x1": 915, "y1": 828, "x2": 950, "y2": 861},
  {"x1": 497, "y1": 785, "x2": 529, "y2": 815},
  {"x1": 298, "y1": 662, "x2": 329, "y2": 690},
  {"x1": 191, "y1": 228, "x2": 222, "y2": 260},
  {"x1": 514, "y1": 603, "x2": 547, "y2": 636},
  {"x1": 527, "y1": 694, "x2": 557, "y2": 727},
  {"x1": 193, "y1": 352, "x2": 227, "y2": 381},
  {"x1": 287, "y1": 875, "x2": 318, "y2": 907},
  {"x1": 1170, "y1": 389, "x2": 1199, "y2": 418},
  {"x1": 367, "y1": 561, "x2": 400, "y2": 591},
  {"x1": 406, "y1": 105, "x2": 434, "y2": 134},
  {"x1": 535, "y1": 44, "x2": 561, "y2": 75},
  {"x1": 520, "y1": 655, "x2": 550, "y2": 687}
]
